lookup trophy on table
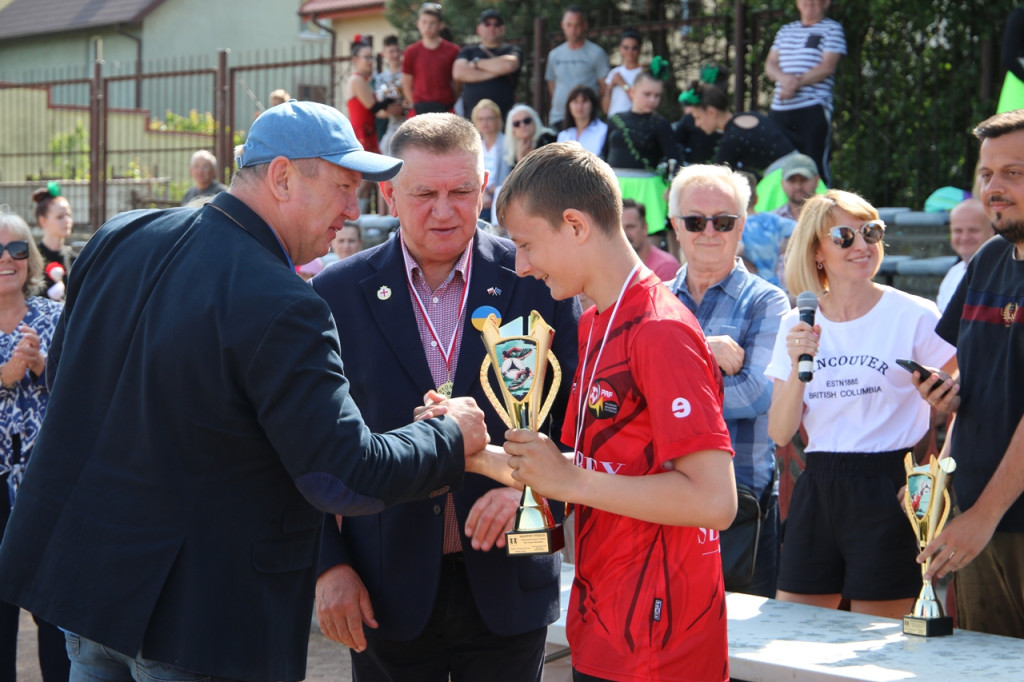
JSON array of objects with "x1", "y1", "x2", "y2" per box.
[
  {"x1": 902, "y1": 453, "x2": 957, "y2": 637},
  {"x1": 479, "y1": 310, "x2": 564, "y2": 556}
]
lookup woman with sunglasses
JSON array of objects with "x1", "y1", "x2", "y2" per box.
[
  {"x1": 0, "y1": 210, "x2": 67, "y2": 680},
  {"x1": 32, "y1": 183, "x2": 74, "y2": 301},
  {"x1": 502, "y1": 104, "x2": 556, "y2": 169},
  {"x1": 764, "y1": 190, "x2": 957, "y2": 619}
]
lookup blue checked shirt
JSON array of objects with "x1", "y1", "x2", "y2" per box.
[{"x1": 670, "y1": 259, "x2": 791, "y2": 496}]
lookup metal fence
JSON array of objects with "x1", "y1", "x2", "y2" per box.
[
  {"x1": 0, "y1": 45, "x2": 347, "y2": 230},
  {"x1": 0, "y1": 4, "x2": 778, "y2": 231}
]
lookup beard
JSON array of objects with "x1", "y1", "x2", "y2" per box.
[{"x1": 993, "y1": 215, "x2": 1024, "y2": 245}]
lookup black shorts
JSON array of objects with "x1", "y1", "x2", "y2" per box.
[{"x1": 778, "y1": 450, "x2": 922, "y2": 601}]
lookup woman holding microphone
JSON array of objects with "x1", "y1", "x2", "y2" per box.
[{"x1": 765, "y1": 190, "x2": 956, "y2": 618}]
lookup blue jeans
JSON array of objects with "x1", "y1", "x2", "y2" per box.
[{"x1": 66, "y1": 633, "x2": 239, "y2": 682}]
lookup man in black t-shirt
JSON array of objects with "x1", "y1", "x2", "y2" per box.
[
  {"x1": 919, "y1": 109, "x2": 1024, "y2": 639},
  {"x1": 453, "y1": 9, "x2": 521, "y2": 121}
]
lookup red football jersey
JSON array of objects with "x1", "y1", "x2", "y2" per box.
[{"x1": 561, "y1": 272, "x2": 732, "y2": 681}]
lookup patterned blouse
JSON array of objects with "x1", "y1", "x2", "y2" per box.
[{"x1": 0, "y1": 297, "x2": 63, "y2": 505}]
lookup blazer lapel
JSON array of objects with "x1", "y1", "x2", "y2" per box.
[{"x1": 359, "y1": 237, "x2": 435, "y2": 393}]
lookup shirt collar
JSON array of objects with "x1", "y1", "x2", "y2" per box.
[
  {"x1": 672, "y1": 257, "x2": 749, "y2": 300},
  {"x1": 399, "y1": 229, "x2": 475, "y2": 289}
]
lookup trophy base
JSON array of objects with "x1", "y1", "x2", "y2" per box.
[
  {"x1": 903, "y1": 615, "x2": 953, "y2": 637},
  {"x1": 506, "y1": 525, "x2": 565, "y2": 556}
]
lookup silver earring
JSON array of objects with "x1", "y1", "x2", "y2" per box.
[{"x1": 816, "y1": 261, "x2": 823, "y2": 270}]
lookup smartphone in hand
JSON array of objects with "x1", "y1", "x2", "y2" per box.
[
  {"x1": 897, "y1": 358, "x2": 953, "y2": 404},
  {"x1": 895, "y1": 358, "x2": 930, "y2": 376}
]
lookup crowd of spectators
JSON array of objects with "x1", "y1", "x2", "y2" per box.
[{"x1": 1, "y1": 3, "x2": 1021, "y2": 682}]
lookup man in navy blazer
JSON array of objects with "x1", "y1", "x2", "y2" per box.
[
  {"x1": 312, "y1": 114, "x2": 580, "y2": 681},
  {"x1": 0, "y1": 102, "x2": 490, "y2": 682}
]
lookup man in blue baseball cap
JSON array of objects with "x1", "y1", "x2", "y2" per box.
[{"x1": 0, "y1": 100, "x2": 490, "y2": 682}]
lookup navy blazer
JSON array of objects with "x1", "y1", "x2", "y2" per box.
[
  {"x1": 313, "y1": 228, "x2": 580, "y2": 640},
  {"x1": 0, "y1": 194, "x2": 469, "y2": 682}
]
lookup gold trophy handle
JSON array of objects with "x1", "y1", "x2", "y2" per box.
[
  {"x1": 920, "y1": 489, "x2": 952, "y2": 576},
  {"x1": 479, "y1": 356, "x2": 516, "y2": 429},
  {"x1": 535, "y1": 350, "x2": 562, "y2": 428}
]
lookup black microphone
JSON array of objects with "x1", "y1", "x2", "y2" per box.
[{"x1": 796, "y1": 291, "x2": 818, "y2": 382}]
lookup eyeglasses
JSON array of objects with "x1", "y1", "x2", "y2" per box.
[
  {"x1": 512, "y1": 117, "x2": 534, "y2": 128},
  {"x1": 0, "y1": 241, "x2": 29, "y2": 260},
  {"x1": 677, "y1": 214, "x2": 738, "y2": 232},
  {"x1": 419, "y1": 3, "x2": 442, "y2": 14},
  {"x1": 828, "y1": 220, "x2": 885, "y2": 248}
]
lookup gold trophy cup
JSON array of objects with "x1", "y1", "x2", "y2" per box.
[
  {"x1": 903, "y1": 453, "x2": 957, "y2": 637},
  {"x1": 479, "y1": 311, "x2": 564, "y2": 556}
]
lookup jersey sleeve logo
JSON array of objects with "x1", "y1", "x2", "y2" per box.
[{"x1": 671, "y1": 397, "x2": 691, "y2": 418}]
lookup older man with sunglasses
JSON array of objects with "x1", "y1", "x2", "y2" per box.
[{"x1": 668, "y1": 164, "x2": 790, "y2": 596}]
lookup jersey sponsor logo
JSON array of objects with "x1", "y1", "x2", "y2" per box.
[
  {"x1": 697, "y1": 527, "x2": 721, "y2": 555},
  {"x1": 587, "y1": 379, "x2": 619, "y2": 419},
  {"x1": 671, "y1": 397, "x2": 691, "y2": 418},
  {"x1": 573, "y1": 450, "x2": 627, "y2": 475}
]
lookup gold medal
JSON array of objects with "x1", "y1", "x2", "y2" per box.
[{"x1": 437, "y1": 381, "x2": 453, "y2": 399}]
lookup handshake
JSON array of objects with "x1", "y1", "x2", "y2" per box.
[
  {"x1": 413, "y1": 389, "x2": 491, "y2": 463},
  {"x1": 414, "y1": 389, "x2": 563, "y2": 499}
]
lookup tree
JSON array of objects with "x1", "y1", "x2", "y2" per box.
[{"x1": 386, "y1": 0, "x2": 1016, "y2": 206}]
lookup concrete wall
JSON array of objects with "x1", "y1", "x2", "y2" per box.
[
  {"x1": 0, "y1": 28, "x2": 137, "y2": 82},
  {"x1": 142, "y1": 0, "x2": 318, "y2": 62},
  {"x1": 0, "y1": 0, "x2": 330, "y2": 113}
]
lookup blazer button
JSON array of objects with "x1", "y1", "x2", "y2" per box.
[{"x1": 432, "y1": 504, "x2": 442, "y2": 515}]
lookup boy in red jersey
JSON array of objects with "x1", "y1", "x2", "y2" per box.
[{"x1": 491, "y1": 143, "x2": 737, "y2": 682}]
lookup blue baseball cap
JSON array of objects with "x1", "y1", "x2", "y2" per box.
[{"x1": 237, "y1": 100, "x2": 402, "y2": 182}]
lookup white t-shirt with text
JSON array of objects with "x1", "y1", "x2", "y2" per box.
[{"x1": 765, "y1": 287, "x2": 955, "y2": 453}]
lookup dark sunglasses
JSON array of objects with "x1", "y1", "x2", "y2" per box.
[
  {"x1": 677, "y1": 214, "x2": 738, "y2": 233},
  {"x1": 512, "y1": 117, "x2": 534, "y2": 128},
  {"x1": 0, "y1": 241, "x2": 29, "y2": 260},
  {"x1": 828, "y1": 220, "x2": 885, "y2": 248},
  {"x1": 482, "y1": 20, "x2": 502, "y2": 27}
]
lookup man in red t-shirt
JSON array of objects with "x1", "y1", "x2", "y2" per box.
[
  {"x1": 402, "y1": 3, "x2": 460, "y2": 115},
  {"x1": 484, "y1": 143, "x2": 736, "y2": 682}
]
